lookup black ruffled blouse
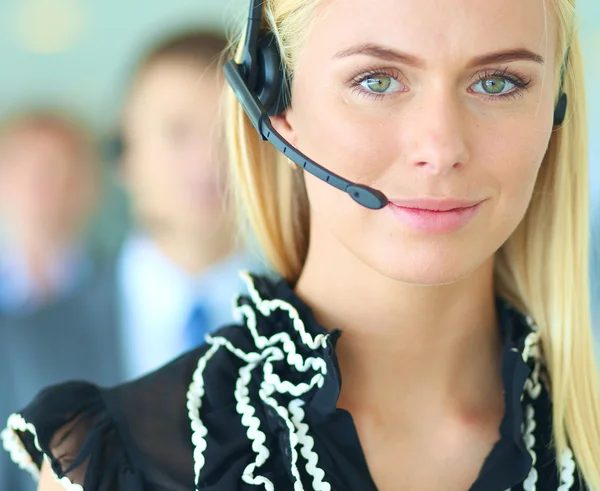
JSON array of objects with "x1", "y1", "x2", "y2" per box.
[{"x1": 1, "y1": 273, "x2": 587, "y2": 490}]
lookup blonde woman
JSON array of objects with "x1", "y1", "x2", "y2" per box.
[{"x1": 3, "y1": 0, "x2": 599, "y2": 489}]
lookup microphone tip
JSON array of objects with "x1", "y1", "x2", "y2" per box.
[{"x1": 346, "y1": 184, "x2": 388, "y2": 210}]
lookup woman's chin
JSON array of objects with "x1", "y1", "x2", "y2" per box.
[
  {"x1": 365, "y1": 253, "x2": 485, "y2": 287},
  {"x1": 349, "y1": 232, "x2": 499, "y2": 287}
]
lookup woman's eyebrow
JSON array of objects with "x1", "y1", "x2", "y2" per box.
[{"x1": 333, "y1": 43, "x2": 545, "y2": 68}]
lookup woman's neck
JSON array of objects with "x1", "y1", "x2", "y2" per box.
[{"x1": 294, "y1": 234, "x2": 504, "y2": 425}]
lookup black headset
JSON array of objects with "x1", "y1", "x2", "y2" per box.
[
  {"x1": 554, "y1": 48, "x2": 570, "y2": 126},
  {"x1": 224, "y1": 0, "x2": 569, "y2": 210}
]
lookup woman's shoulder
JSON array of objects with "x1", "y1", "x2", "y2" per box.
[{"x1": 1, "y1": 343, "x2": 210, "y2": 490}]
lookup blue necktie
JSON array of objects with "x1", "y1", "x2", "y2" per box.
[{"x1": 183, "y1": 302, "x2": 210, "y2": 350}]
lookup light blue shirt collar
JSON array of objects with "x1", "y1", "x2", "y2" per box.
[{"x1": 117, "y1": 233, "x2": 256, "y2": 380}]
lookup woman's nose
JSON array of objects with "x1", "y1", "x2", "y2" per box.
[{"x1": 400, "y1": 90, "x2": 471, "y2": 174}]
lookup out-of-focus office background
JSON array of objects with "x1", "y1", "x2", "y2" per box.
[
  {"x1": 0, "y1": 0, "x2": 248, "y2": 251},
  {"x1": 0, "y1": 3, "x2": 256, "y2": 490}
]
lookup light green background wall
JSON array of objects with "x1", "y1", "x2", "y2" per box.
[{"x1": 0, "y1": 0, "x2": 246, "y2": 132}]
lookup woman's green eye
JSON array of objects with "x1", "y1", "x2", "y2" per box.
[
  {"x1": 359, "y1": 75, "x2": 401, "y2": 94},
  {"x1": 363, "y1": 75, "x2": 391, "y2": 92},
  {"x1": 473, "y1": 76, "x2": 516, "y2": 95}
]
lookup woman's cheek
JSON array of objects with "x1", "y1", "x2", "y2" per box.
[
  {"x1": 479, "y1": 126, "x2": 547, "y2": 224},
  {"x1": 310, "y1": 111, "x2": 398, "y2": 182}
]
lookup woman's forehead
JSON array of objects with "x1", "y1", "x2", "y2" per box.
[{"x1": 307, "y1": 0, "x2": 554, "y2": 65}]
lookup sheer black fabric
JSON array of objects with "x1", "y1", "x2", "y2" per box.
[
  {"x1": 1, "y1": 273, "x2": 588, "y2": 490},
  {"x1": 4, "y1": 348, "x2": 201, "y2": 490}
]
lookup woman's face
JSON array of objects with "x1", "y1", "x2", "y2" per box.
[{"x1": 273, "y1": 0, "x2": 559, "y2": 285}]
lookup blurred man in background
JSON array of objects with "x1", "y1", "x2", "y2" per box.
[
  {"x1": 0, "y1": 111, "x2": 100, "y2": 491},
  {"x1": 0, "y1": 113, "x2": 98, "y2": 315},
  {"x1": 116, "y1": 30, "x2": 255, "y2": 379}
]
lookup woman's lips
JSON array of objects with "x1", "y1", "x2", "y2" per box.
[{"x1": 387, "y1": 198, "x2": 484, "y2": 233}]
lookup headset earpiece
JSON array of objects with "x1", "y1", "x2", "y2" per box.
[
  {"x1": 224, "y1": 0, "x2": 388, "y2": 210},
  {"x1": 553, "y1": 48, "x2": 569, "y2": 127},
  {"x1": 553, "y1": 92, "x2": 568, "y2": 127},
  {"x1": 252, "y1": 32, "x2": 290, "y2": 116}
]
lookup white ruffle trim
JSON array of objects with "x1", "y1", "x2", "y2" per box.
[
  {"x1": 187, "y1": 272, "x2": 331, "y2": 490},
  {"x1": 1, "y1": 413, "x2": 83, "y2": 490},
  {"x1": 238, "y1": 271, "x2": 331, "y2": 490},
  {"x1": 187, "y1": 342, "x2": 221, "y2": 485},
  {"x1": 522, "y1": 404, "x2": 538, "y2": 491},
  {"x1": 519, "y1": 313, "x2": 544, "y2": 404},
  {"x1": 290, "y1": 400, "x2": 329, "y2": 489},
  {"x1": 520, "y1": 316, "x2": 543, "y2": 490},
  {"x1": 1, "y1": 417, "x2": 39, "y2": 480},
  {"x1": 521, "y1": 316, "x2": 579, "y2": 491},
  {"x1": 236, "y1": 361, "x2": 274, "y2": 490},
  {"x1": 558, "y1": 447, "x2": 576, "y2": 491}
]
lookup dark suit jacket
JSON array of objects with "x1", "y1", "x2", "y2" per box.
[{"x1": 0, "y1": 262, "x2": 124, "y2": 491}]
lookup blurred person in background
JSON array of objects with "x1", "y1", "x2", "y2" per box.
[
  {"x1": 0, "y1": 112, "x2": 98, "y2": 315},
  {"x1": 0, "y1": 111, "x2": 100, "y2": 491},
  {"x1": 114, "y1": 29, "x2": 256, "y2": 379}
]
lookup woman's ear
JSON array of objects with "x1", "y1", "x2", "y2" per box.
[{"x1": 270, "y1": 108, "x2": 297, "y2": 146}]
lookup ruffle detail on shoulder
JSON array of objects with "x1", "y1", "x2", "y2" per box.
[
  {"x1": 188, "y1": 272, "x2": 340, "y2": 490},
  {"x1": 1, "y1": 381, "x2": 145, "y2": 490},
  {"x1": 2, "y1": 412, "x2": 83, "y2": 490},
  {"x1": 2, "y1": 413, "x2": 45, "y2": 482}
]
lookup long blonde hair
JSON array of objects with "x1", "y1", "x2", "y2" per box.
[{"x1": 225, "y1": 0, "x2": 600, "y2": 487}]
